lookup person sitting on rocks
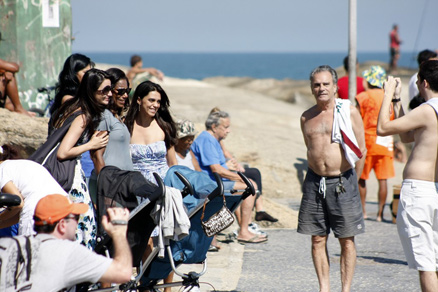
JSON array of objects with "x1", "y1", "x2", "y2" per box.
[
  {"x1": 208, "y1": 107, "x2": 278, "y2": 223},
  {"x1": 191, "y1": 110, "x2": 268, "y2": 244},
  {"x1": 0, "y1": 58, "x2": 34, "y2": 117},
  {"x1": 127, "y1": 55, "x2": 164, "y2": 85}
]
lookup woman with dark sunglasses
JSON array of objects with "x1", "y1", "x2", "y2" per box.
[
  {"x1": 106, "y1": 67, "x2": 131, "y2": 122},
  {"x1": 88, "y1": 69, "x2": 135, "y2": 200},
  {"x1": 50, "y1": 68, "x2": 111, "y2": 249}
]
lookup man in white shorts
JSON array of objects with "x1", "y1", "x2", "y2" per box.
[{"x1": 377, "y1": 60, "x2": 438, "y2": 292}]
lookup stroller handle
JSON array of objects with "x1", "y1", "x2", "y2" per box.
[
  {"x1": 174, "y1": 171, "x2": 195, "y2": 198},
  {"x1": 237, "y1": 171, "x2": 256, "y2": 200},
  {"x1": 207, "y1": 173, "x2": 224, "y2": 201},
  {"x1": 0, "y1": 193, "x2": 21, "y2": 208},
  {"x1": 148, "y1": 172, "x2": 166, "y2": 202}
]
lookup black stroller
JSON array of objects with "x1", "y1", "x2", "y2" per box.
[
  {"x1": 87, "y1": 168, "x2": 254, "y2": 292},
  {"x1": 85, "y1": 166, "x2": 194, "y2": 292},
  {"x1": 138, "y1": 172, "x2": 255, "y2": 292}
]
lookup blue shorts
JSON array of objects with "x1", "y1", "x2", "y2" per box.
[
  {"x1": 298, "y1": 168, "x2": 365, "y2": 238},
  {"x1": 223, "y1": 180, "x2": 236, "y2": 193}
]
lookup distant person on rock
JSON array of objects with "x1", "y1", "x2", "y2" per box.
[
  {"x1": 298, "y1": 65, "x2": 366, "y2": 292},
  {"x1": 0, "y1": 58, "x2": 35, "y2": 117},
  {"x1": 337, "y1": 56, "x2": 365, "y2": 100},
  {"x1": 127, "y1": 55, "x2": 164, "y2": 85},
  {"x1": 377, "y1": 60, "x2": 438, "y2": 292},
  {"x1": 389, "y1": 24, "x2": 402, "y2": 73}
]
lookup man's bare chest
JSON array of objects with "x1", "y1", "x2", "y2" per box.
[{"x1": 304, "y1": 113, "x2": 333, "y2": 138}]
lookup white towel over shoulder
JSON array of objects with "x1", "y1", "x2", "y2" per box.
[{"x1": 332, "y1": 99, "x2": 363, "y2": 168}]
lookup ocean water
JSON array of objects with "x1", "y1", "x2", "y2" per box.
[{"x1": 80, "y1": 52, "x2": 418, "y2": 81}]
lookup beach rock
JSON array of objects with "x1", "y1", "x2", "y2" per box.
[
  {"x1": 0, "y1": 108, "x2": 47, "y2": 157},
  {"x1": 203, "y1": 76, "x2": 313, "y2": 105}
]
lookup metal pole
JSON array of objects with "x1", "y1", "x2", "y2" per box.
[{"x1": 348, "y1": 0, "x2": 357, "y2": 102}]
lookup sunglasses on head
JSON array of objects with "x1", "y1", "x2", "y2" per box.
[
  {"x1": 112, "y1": 87, "x2": 131, "y2": 96},
  {"x1": 96, "y1": 86, "x2": 112, "y2": 96}
]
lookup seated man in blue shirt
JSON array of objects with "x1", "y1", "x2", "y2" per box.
[{"x1": 191, "y1": 110, "x2": 267, "y2": 244}]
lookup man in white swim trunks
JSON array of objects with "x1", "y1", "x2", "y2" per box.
[{"x1": 377, "y1": 60, "x2": 438, "y2": 292}]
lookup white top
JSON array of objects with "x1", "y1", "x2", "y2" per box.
[
  {"x1": 31, "y1": 234, "x2": 112, "y2": 292},
  {"x1": 176, "y1": 151, "x2": 195, "y2": 170},
  {"x1": 0, "y1": 160, "x2": 68, "y2": 235},
  {"x1": 409, "y1": 73, "x2": 419, "y2": 101}
]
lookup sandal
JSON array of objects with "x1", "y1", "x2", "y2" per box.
[{"x1": 237, "y1": 235, "x2": 268, "y2": 244}]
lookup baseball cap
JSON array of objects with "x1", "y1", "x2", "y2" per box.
[
  {"x1": 363, "y1": 66, "x2": 387, "y2": 89},
  {"x1": 177, "y1": 120, "x2": 197, "y2": 139},
  {"x1": 34, "y1": 194, "x2": 88, "y2": 226}
]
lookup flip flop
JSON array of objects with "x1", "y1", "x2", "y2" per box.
[{"x1": 237, "y1": 235, "x2": 268, "y2": 244}]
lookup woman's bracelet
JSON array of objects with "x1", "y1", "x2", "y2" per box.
[{"x1": 111, "y1": 220, "x2": 128, "y2": 225}]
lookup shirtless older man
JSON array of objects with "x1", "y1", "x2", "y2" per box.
[
  {"x1": 377, "y1": 60, "x2": 438, "y2": 292},
  {"x1": 298, "y1": 65, "x2": 366, "y2": 292}
]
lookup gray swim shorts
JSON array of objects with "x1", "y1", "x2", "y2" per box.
[{"x1": 297, "y1": 168, "x2": 365, "y2": 238}]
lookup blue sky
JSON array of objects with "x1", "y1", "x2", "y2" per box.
[{"x1": 71, "y1": 0, "x2": 437, "y2": 53}]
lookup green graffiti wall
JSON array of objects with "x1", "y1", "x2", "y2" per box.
[{"x1": 0, "y1": 0, "x2": 72, "y2": 111}]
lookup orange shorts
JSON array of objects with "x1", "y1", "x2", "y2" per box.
[{"x1": 360, "y1": 155, "x2": 395, "y2": 180}]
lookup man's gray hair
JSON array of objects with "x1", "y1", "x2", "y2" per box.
[
  {"x1": 205, "y1": 111, "x2": 229, "y2": 130},
  {"x1": 309, "y1": 65, "x2": 338, "y2": 85}
]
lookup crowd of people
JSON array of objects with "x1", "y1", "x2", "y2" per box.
[
  {"x1": 298, "y1": 53, "x2": 438, "y2": 292},
  {"x1": 2, "y1": 43, "x2": 438, "y2": 291},
  {"x1": 0, "y1": 53, "x2": 278, "y2": 291}
]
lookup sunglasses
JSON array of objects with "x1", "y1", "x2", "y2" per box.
[
  {"x1": 64, "y1": 214, "x2": 80, "y2": 222},
  {"x1": 96, "y1": 86, "x2": 112, "y2": 96},
  {"x1": 112, "y1": 87, "x2": 131, "y2": 96}
]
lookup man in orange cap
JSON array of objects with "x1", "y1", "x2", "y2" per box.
[{"x1": 29, "y1": 194, "x2": 132, "y2": 291}]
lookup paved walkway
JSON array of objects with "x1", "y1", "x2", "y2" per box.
[
  {"x1": 175, "y1": 200, "x2": 419, "y2": 292},
  {"x1": 173, "y1": 161, "x2": 420, "y2": 291},
  {"x1": 236, "y1": 201, "x2": 419, "y2": 292}
]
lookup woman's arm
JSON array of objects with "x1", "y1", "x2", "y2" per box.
[
  {"x1": 190, "y1": 150, "x2": 202, "y2": 172},
  {"x1": 166, "y1": 146, "x2": 177, "y2": 167},
  {"x1": 57, "y1": 115, "x2": 109, "y2": 160},
  {"x1": 90, "y1": 147, "x2": 106, "y2": 175}
]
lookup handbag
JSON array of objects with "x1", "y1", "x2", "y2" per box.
[
  {"x1": 200, "y1": 194, "x2": 234, "y2": 237},
  {"x1": 28, "y1": 112, "x2": 82, "y2": 192}
]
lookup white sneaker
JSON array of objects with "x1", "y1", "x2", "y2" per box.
[{"x1": 248, "y1": 222, "x2": 268, "y2": 237}]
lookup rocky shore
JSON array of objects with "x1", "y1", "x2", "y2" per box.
[{"x1": 0, "y1": 62, "x2": 417, "y2": 230}]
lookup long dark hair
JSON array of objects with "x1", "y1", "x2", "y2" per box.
[
  {"x1": 106, "y1": 68, "x2": 130, "y2": 117},
  {"x1": 0, "y1": 144, "x2": 23, "y2": 160},
  {"x1": 50, "y1": 54, "x2": 94, "y2": 115},
  {"x1": 124, "y1": 81, "x2": 177, "y2": 149},
  {"x1": 51, "y1": 69, "x2": 110, "y2": 140}
]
